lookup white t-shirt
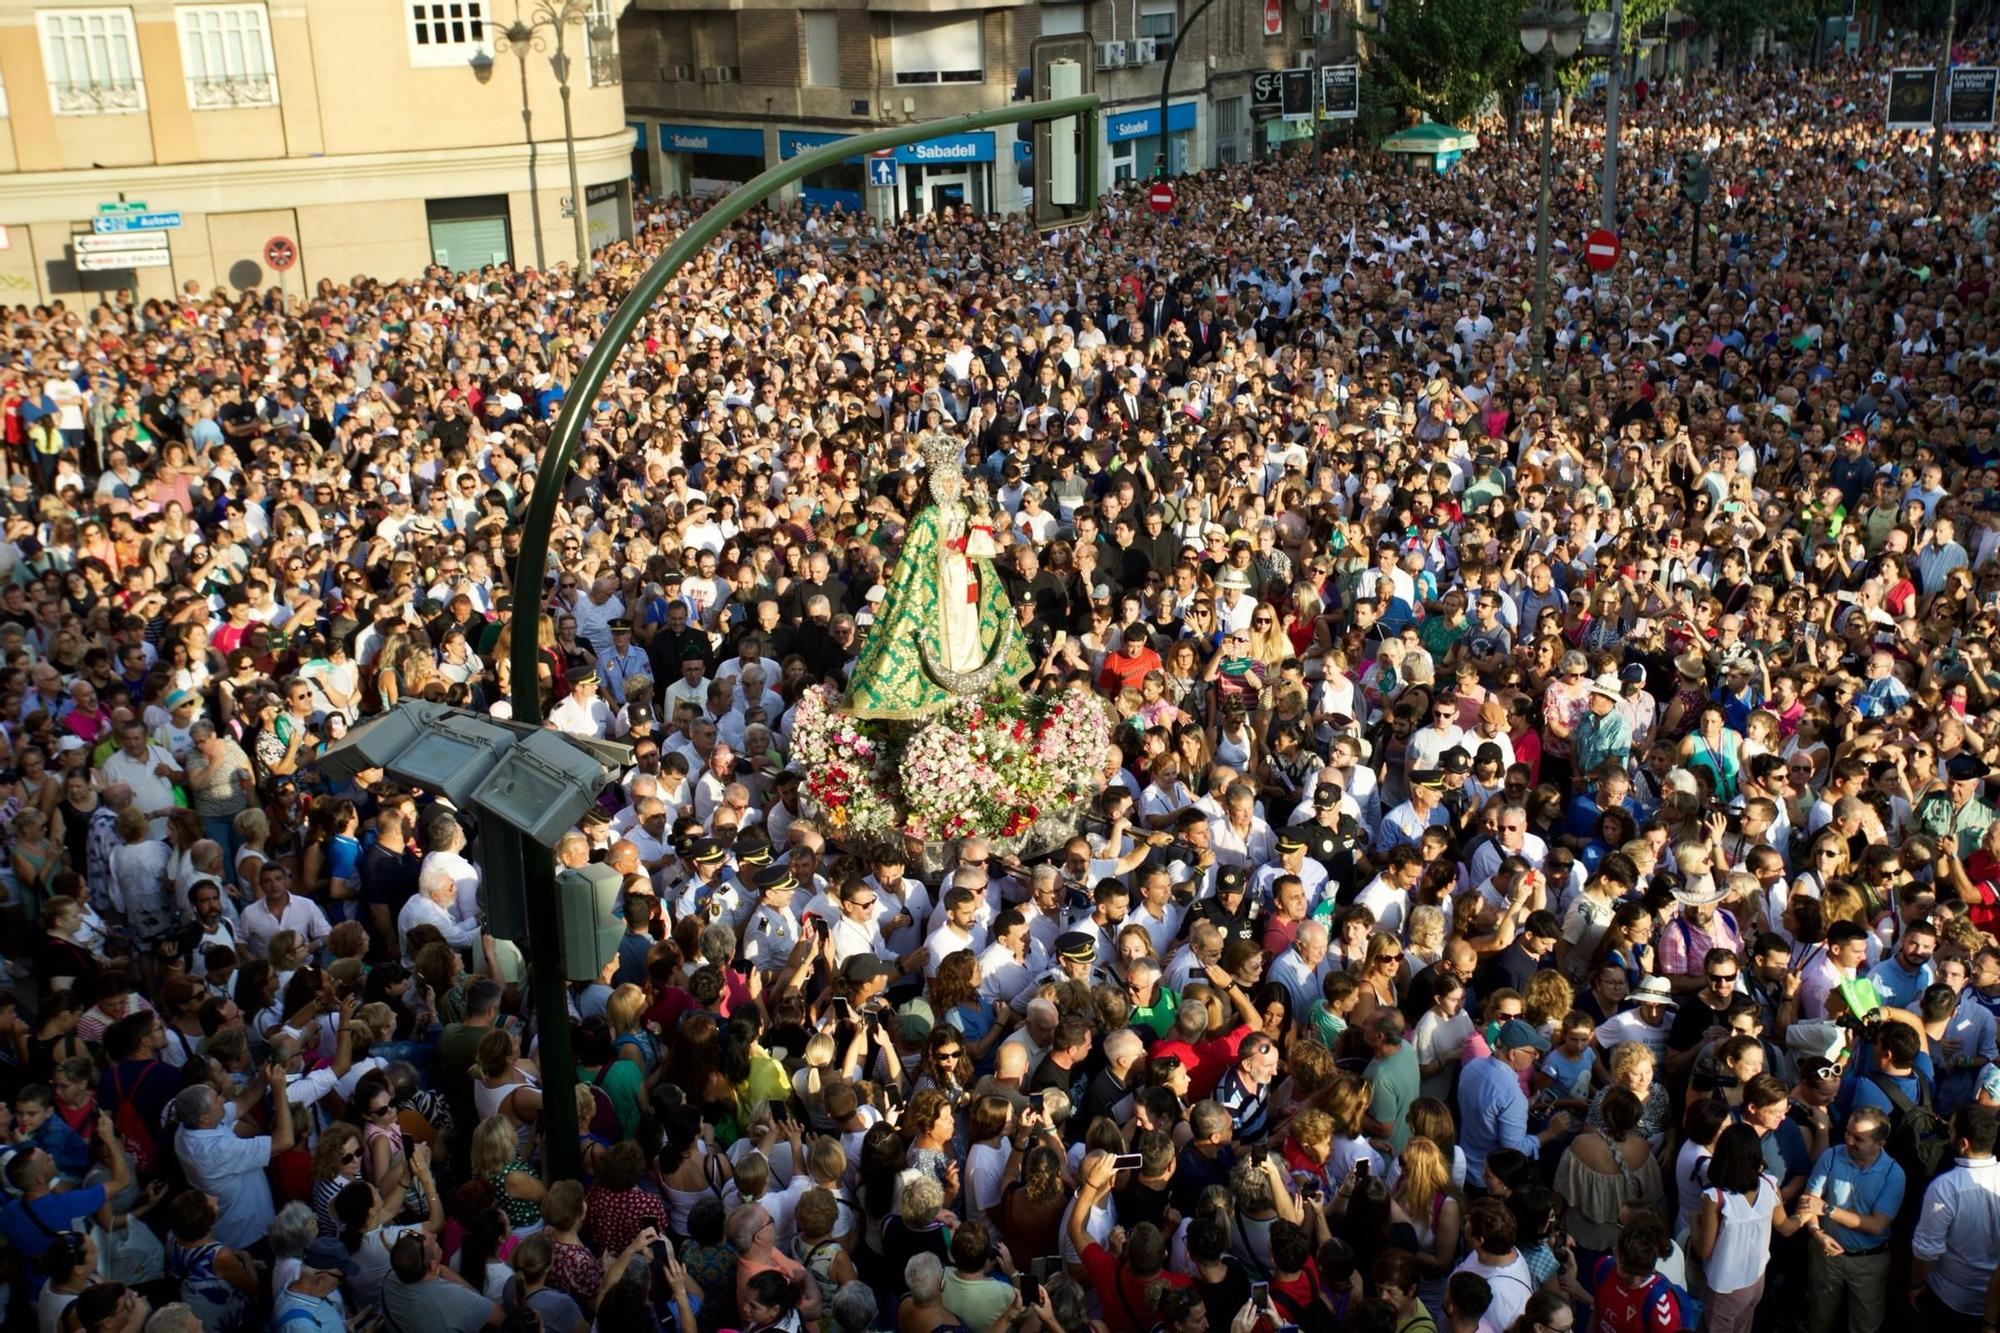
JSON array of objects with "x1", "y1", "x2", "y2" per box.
[
  {"x1": 1413, "y1": 1008, "x2": 1474, "y2": 1101},
  {"x1": 1594, "y1": 1008, "x2": 1673, "y2": 1064},
  {"x1": 1450, "y1": 1251, "x2": 1536, "y2": 1329},
  {"x1": 966, "y1": 1140, "x2": 1011, "y2": 1218}
]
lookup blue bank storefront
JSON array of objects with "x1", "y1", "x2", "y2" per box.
[
  {"x1": 779, "y1": 131, "x2": 866, "y2": 217},
  {"x1": 888, "y1": 130, "x2": 994, "y2": 217},
  {"x1": 1104, "y1": 100, "x2": 1197, "y2": 184},
  {"x1": 657, "y1": 123, "x2": 767, "y2": 199},
  {"x1": 648, "y1": 121, "x2": 995, "y2": 219}
]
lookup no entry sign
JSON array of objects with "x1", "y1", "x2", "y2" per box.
[
  {"x1": 1584, "y1": 228, "x2": 1620, "y2": 271},
  {"x1": 1149, "y1": 181, "x2": 1176, "y2": 213}
]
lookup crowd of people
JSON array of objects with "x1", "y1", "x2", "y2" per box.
[{"x1": 1, "y1": 23, "x2": 2000, "y2": 1333}]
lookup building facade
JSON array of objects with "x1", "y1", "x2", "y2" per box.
[
  {"x1": 0, "y1": 0, "x2": 636, "y2": 302},
  {"x1": 619, "y1": 0, "x2": 1363, "y2": 222}
]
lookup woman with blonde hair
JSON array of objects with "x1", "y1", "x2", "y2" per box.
[
  {"x1": 1348, "y1": 930, "x2": 1406, "y2": 1026},
  {"x1": 470, "y1": 1113, "x2": 545, "y2": 1235},
  {"x1": 1391, "y1": 1136, "x2": 1460, "y2": 1319},
  {"x1": 1405, "y1": 905, "x2": 1448, "y2": 972},
  {"x1": 792, "y1": 1030, "x2": 840, "y2": 1125},
  {"x1": 605, "y1": 982, "x2": 660, "y2": 1079},
  {"x1": 1245, "y1": 604, "x2": 1291, "y2": 673},
  {"x1": 1587, "y1": 1040, "x2": 1672, "y2": 1150}
]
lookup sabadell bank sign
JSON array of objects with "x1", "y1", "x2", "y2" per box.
[
  {"x1": 1110, "y1": 117, "x2": 1152, "y2": 139},
  {"x1": 906, "y1": 141, "x2": 982, "y2": 161}
]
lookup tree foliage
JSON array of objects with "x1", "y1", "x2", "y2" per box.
[{"x1": 1368, "y1": 0, "x2": 1527, "y2": 126}]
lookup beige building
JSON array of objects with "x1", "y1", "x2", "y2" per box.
[
  {"x1": 618, "y1": 0, "x2": 1362, "y2": 222},
  {"x1": 0, "y1": 0, "x2": 637, "y2": 303}
]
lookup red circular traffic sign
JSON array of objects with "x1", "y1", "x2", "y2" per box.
[
  {"x1": 1262, "y1": 0, "x2": 1282, "y2": 36},
  {"x1": 264, "y1": 236, "x2": 296, "y2": 270},
  {"x1": 1149, "y1": 181, "x2": 1176, "y2": 214},
  {"x1": 1583, "y1": 228, "x2": 1620, "y2": 272}
]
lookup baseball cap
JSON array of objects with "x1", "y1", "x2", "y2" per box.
[{"x1": 1496, "y1": 1019, "x2": 1551, "y2": 1053}]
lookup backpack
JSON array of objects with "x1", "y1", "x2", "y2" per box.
[
  {"x1": 109, "y1": 1063, "x2": 160, "y2": 1174},
  {"x1": 1643, "y1": 1273, "x2": 1702, "y2": 1333},
  {"x1": 1870, "y1": 1070, "x2": 1952, "y2": 1200}
]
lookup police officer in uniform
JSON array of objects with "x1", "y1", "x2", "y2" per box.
[
  {"x1": 1436, "y1": 746, "x2": 1480, "y2": 831},
  {"x1": 673, "y1": 837, "x2": 747, "y2": 928},
  {"x1": 1296, "y1": 785, "x2": 1366, "y2": 904},
  {"x1": 742, "y1": 863, "x2": 808, "y2": 972},
  {"x1": 1189, "y1": 866, "x2": 1260, "y2": 948},
  {"x1": 600, "y1": 618, "x2": 653, "y2": 706},
  {"x1": 1037, "y1": 930, "x2": 1108, "y2": 991},
  {"x1": 1248, "y1": 830, "x2": 1329, "y2": 912},
  {"x1": 550, "y1": 670, "x2": 612, "y2": 739}
]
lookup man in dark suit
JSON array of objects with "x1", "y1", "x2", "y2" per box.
[
  {"x1": 1188, "y1": 304, "x2": 1223, "y2": 364},
  {"x1": 1141, "y1": 279, "x2": 1179, "y2": 339}
]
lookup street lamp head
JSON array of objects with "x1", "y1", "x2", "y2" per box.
[
  {"x1": 469, "y1": 48, "x2": 495, "y2": 82},
  {"x1": 1518, "y1": 7, "x2": 1550, "y2": 54},
  {"x1": 504, "y1": 20, "x2": 534, "y2": 45},
  {"x1": 1549, "y1": 8, "x2": 1584, "y2": 58}
]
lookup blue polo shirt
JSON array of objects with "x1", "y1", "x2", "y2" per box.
[
  {"x1": 1731, "y1": 1106, "x2": 1809, "y2": 1184},
  {"x1": 1805, "y1": 1145, "x2": 1905, "y2": 1253},
  {"x1": 1866, "y1": 954, "x2": 1935, "y2": 1011},
  {"x1": 1851, "y1": 1066, "x2": 1934, "y2": 1119}
]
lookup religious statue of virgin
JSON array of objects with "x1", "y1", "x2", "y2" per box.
[{"x1": 843, "y1": 432, "x2": 1035, "y2": 719}]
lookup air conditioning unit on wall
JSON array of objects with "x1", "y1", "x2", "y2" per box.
[
  {"x1": 1096, "y1": 40, "x2": 1127, "y2": 69},
  {"x1": 664, "y1": 63, "x2": 693, "y2": 81},
  {"x1": 1131, "y1": 37, "x2": 1157, "y2": 63}
]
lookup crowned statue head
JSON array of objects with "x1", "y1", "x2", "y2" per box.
[{"x1": 920, "y1": 431, "x2": 969, "y2": 509}]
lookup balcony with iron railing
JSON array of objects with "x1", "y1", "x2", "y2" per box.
[
  {"x1": 187, "y1": 73, "x2": 280, "y2": 109},
  {"x1": 50, "y1": 78, "x2": 145, "y2": 115}
]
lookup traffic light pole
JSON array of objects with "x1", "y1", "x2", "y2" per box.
[
  {"x1": 1931, "y1": 0, "x2": 1956, "y2": 211},
  {"x1": 506, "y1": 96, "x2": 1099, "y2": 1182},
  {"x1": 1158, "y1": 0, "x2": 1225, "y2": 178}
]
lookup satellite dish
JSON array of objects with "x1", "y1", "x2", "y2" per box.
[{"x1": 1585, "y1": 11, "x2": 1614, "y2": 42}]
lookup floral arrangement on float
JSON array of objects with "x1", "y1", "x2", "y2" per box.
[{"x1": 788, "y1": 682, "x2": 1112, "y2": 858}]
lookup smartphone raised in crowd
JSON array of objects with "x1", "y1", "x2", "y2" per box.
[{"x1": 1111, "y1": 1152, "x2": 1144, "y2": 1171}]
